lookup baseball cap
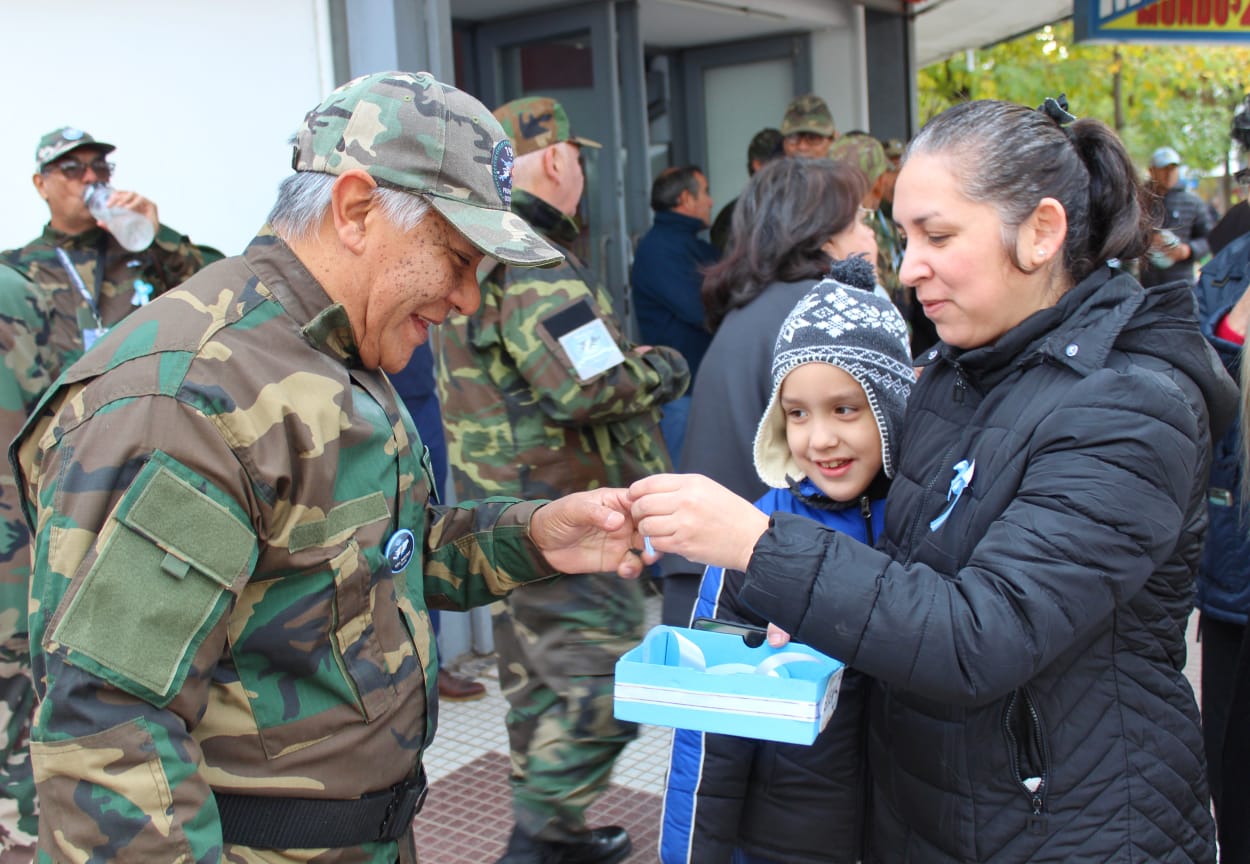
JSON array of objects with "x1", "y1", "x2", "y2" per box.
[
  {"x1": 293, "y1": 71, "x2": 562, "y2": 267},
  {"x1": 492, "y1": 97, "x2": 602, "y2": 158},
  {"x1": 829, "y1": 135, "x2": 889, "y2": 185},
  {"x1": 781, "y1": 95, "x2": 836, "y2": 138},
  {"x1": 1150, "y1": 146, "x2": 1181, "y2": 169},
  {"x1": 35, "y1": 127, "x2": 115, "y2": 171}
]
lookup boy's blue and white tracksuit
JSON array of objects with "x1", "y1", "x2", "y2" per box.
[{"x1": 659, "y1": 478, "x2": 883, "y2": 864}]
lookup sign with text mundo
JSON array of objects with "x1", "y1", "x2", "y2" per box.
[{"x1": 1075, "y1": 0, "x2": 1250, "y2": 42}]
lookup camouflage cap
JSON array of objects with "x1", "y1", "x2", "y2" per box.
[
  {"x1": 829, "y1": 134, "x2": 889, "y2": 186},
  {"x1": 35, "y1": 127, "x2": 115, "y2": 171},
  {"x1": 293, "y1": 71, "x2": 562, "y2": 267},
  {"x1": 881, "y1": 137, "x2": 906, "y2": 161},
  {"x1": 781, "y1": 94, "x2": 836, "y2": 138},
  {"x1": 492, "y1": 97, "x2": 602, "y2": 158}
]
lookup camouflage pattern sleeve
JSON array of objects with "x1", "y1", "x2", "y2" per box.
[
  {"x1": 0, "y1": 266, "x2": 50, "y2": 849},
  {"x1": 18, "y1": 390, "x2": 258, "y2": 863},
  {"x1": 421, "y1": 498, "x2": 558, "y2": 610},
  {"x1": 497, "y1": 269, "x2": 689, "y2": 426}
]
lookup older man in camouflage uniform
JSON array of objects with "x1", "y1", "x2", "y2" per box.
[
  {"x1": 12, "y1": 72, "x2": 649, "y2": 864},
  {"x1": 0, "y1": 130, "x2": 218, "y2": 863},
  {"x1": 781, "y1": 94, "x2": 837, "y2": 159},
  {"x1": 437, "y1": 96, "x2": 688, "y2": 864}
]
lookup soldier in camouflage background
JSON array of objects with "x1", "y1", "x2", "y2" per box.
[
  {"x1": 437, "y1": 96, "x2": 689, "y2": 864},
  {"x1": 829, "y1": 134, "x2": 905, "y2": 315},
  {"x1": 11, "y1": 71, "x2": 651, "y2": 864},
  {"x1": 0, "y1": 129, "x2": 218, "y2": 862},
  {"x1": 781, "y1": 94, "x2": 837, "y2": 159},
  {"x1": 0, "y1": 263, "x2": 45, "y2": 862}
]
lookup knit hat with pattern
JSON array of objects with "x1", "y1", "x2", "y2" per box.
[{"x1": 753, "y1": 256, "x2": 914, "y2": 487}]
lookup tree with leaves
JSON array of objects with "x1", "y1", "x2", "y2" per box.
[{"x1": 918, "y1": 21, "x2": 1250, "y2": 183}]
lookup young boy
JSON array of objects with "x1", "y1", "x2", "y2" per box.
[{"x1": 659, "y1": 257, "x2": 914, "y2": 864}]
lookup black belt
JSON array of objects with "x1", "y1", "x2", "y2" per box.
[{"x1": 215, "y1": 769, "x2": 428, "y2": 849}]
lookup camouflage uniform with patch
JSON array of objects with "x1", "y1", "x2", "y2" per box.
[
  {"x1": 12, "y1": 71, "x2": 569, "y2": 864},
  {"x1": 437, "y1": 98, "x2": 689, "y2": 846},
  {"x1": 829, "y1": 135, "x2": 904, "y2": 309}
]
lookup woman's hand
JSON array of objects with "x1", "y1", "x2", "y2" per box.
[{"x1": 629, "y1": 473, "x2": 769, "y2": 572}]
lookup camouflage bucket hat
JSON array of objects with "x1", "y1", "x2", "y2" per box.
[
  {"x1": 35, "y1": 127, "x2": 115, "y2": 171},
  {"x1": 829, "y1": 135, "x2": 889, "y2": 185},
  {"x1": 293, "y1": 71, "x2": 562, "y2": 267},
  {"x1": 781, "y1": 95, "x2": 835, "y2": 138},
  {"x1": 492, "y1": 97, "x2": 602, "y2": 158}
]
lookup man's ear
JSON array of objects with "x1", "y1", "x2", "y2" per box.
[
  {"x1": 32, "y1": 173, "x2": 47, "y2": 201},
  {"x1": 1016, "y1": 196, "x2": 1068, "y2": 271},
  {"x1": 543, "y1": 145, "x2": 563, "y2": 184},
  {"x1": 330, "y1": 170, "x2": 378, "y2": 254}
]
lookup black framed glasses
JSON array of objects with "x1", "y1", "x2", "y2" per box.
[{"x1": 44, "y1": 158, "x2": 114, "y2": 182}]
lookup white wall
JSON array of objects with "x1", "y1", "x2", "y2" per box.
[
  {"x1": 811, "y1": 4, "x2": 871, "y2": 138},
  {"x1": 0, "y1": 1, "x2": 336, "y2": 258}
]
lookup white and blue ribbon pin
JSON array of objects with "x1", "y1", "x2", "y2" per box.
[{"x1": 929, "y1": 459, "x2": 975, "y2": 532}]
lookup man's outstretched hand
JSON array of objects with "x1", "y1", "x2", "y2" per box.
[{"x1": 530, "y1": 487, "x2": 658, "y2": 579}]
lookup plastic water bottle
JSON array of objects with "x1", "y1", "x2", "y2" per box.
[{"x1": 83, "y1": 183, "x2": 155, "y2": 252}]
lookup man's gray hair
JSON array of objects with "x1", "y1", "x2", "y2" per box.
[{"x1": 268, "y1": 172, "x2": 431, "y2": 242}]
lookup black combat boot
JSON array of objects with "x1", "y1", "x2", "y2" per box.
[{"x1": 496, "y1": 825, "x2": 632, "y2": 864}]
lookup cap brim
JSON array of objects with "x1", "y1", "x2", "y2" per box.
[
  {"x1": 570, "y1": 136, "x2": 602, "y2": 149},
  {"x1": 39, "y1": 140, "x2": 116, "y2": 170},
  {"x1": 430, "y1": 197, "x2": 564, "y2": 268}
]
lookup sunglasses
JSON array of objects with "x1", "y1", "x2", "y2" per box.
[
  {"x1": 785, "y1": 132, "x2": 831, "y2": 146},
  {"x1": 44, "y1": 158, "x2": 114, "y2": 182}
]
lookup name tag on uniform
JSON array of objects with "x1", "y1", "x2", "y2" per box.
[
  {"x1": 82, "y1": 326, "x2": 108, "y2": 351},
  {"x1": 543, "y1": 299, "x2": 625, "y2": 382}
]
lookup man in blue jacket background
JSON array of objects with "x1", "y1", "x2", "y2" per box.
[{"x1": 631, "y1": 164, "x2": 719, "y2": 463}]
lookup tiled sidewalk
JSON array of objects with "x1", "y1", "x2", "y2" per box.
[{"x1": 415, "y1": 595, "x2": 671, "y2": 862}]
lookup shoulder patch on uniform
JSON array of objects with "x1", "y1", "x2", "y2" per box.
[
  {"x1": 539, "y1": 299, "x2": 626, "y2": 382},
  {"x1": 49, "y1": 450, "x2": 257, "y2": 706}
]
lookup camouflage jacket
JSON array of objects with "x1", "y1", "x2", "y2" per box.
[
  {"x1": 0, "y1": 264, "x2": 46, "y2": 847},
  {"x1": 2, "y1": 222, "x2": 213, "y2": 350},
  {"x1": 13, "y1": 231, "x2": 559, "y2": 864},
  {"x1": 437, "y1": 190, "x2": 689, "y2": 500}
]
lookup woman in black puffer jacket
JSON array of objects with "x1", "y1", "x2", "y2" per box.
[{"x1": 631, "y1": 98, "x2": 1234, "y2": 863}]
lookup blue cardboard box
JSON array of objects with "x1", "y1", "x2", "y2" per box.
[{"x1": 613, "y1": 625, "x2": 844, "y2": 745}]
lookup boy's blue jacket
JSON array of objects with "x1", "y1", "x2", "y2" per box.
[
  {"x1": 659, "y1": 479, "x2": 883, "y2": 864},
  {"x1": 1195, "y1": 232, "x2": 1250, "y2": 625}
]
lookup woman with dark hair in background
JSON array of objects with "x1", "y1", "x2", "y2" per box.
[
  {"x1": 634, "y1": 97, "x2": 1231, "y2": 862},
  {"x1": 656, "y1": 156, "x2": 877, "y2": 626}
]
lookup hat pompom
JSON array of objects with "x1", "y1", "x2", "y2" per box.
[{"x1": 827, "y1": 254, "x2": 876, "y2": 292}]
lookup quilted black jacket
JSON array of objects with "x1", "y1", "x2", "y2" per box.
[{"x1": 739, "y1": 266, "x2": 1234, "y2": 862}]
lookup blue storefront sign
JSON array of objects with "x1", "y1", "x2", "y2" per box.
[{"x1": 1075, "y1": 0, "x2": 1250, "y2": 42}]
